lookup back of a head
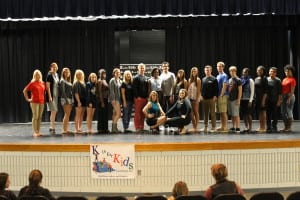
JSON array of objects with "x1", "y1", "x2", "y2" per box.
[
  {"x1": 0, "y1": 172, "x2": 8, "y2": 191},
  {"x1": 29, "y1": 169, "x2": 43, "y2": 187},
  {"x1": 172, "y1": 181, "x2": 189, "y2": 198},
  {"x1": 211, "y1": 163, "x2": 228, "y2": 182}
]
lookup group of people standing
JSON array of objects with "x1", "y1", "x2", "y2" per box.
[{"x1": 23, "y1": 61, "x2": 296, "y2": 137}]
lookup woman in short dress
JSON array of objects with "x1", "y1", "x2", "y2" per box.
[
  {"x1": 109, "y1": 68, "x2": 122, "y2": 133},
  {"x1": 142, "y1": 91, "x2": 166, "y2": 133},
  {"x1": 73, "y1": 69, "x2": 86, "y2": 134},
  {"x1": 46, "y1": 62, "x2": 59, "y2": 134},
  {"x1": 86, "y1": 73, "x2": 97, "y2": 134},
  {"x1": 60, "y1": 67, "x2": 73, "y2": 134},
  {"x1": 187, "y1": 67, "x2": 201, "y2": 132}
]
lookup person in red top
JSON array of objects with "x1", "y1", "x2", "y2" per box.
[
  {"x1": 23, "y1": 69, "x2": 46, "y2": 137},
  {"x1": 280, "y1": 65, "x2": 296, "y2": 132}
]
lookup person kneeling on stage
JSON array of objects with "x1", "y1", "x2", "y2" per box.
[
  {"x1": 142, "y1": 91, "x2": 166, "y2": 133},
  {"x1": 165, "y1": 89, "x2": 192, "y2": 135}
]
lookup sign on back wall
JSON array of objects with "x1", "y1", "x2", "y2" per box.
[{"x1": 120, "y1": 64, "x2": 162, "y2": 78}]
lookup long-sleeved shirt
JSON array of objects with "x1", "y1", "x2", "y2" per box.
[{"x1": 201, "y1": 76, "x2": 218, "y2": 99}]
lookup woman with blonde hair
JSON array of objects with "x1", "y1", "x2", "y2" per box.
[
  {"x1": 187, "y1": 67, "x2": 201, "y2": 132},
  {"x1": 86, "y1": 72, "x2": 97, "y2": 133},
  {"x1": 60, "y1": 67, "x2": 73, "y2": 134},
  {"x1": 109, "y1": 68, "x2": 122, "y2": 133},
  {"x1": 23, "y1": 69, "x2": 46, "y2": 137},
  {"x1": 205, "y1": 163, "x2": 244, "y2": 200},
  {"x1": 143, "y1": 91, "x2": 166, "y2": 133},
  {"x1": 73, "y1": 69, "x2": 86, "y2": 134},
  {"x1": 121, "y1": 70, "x2": 134, "y2": 133}
]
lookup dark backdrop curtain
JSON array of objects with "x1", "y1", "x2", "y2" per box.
[
  {"x1": 166, "y1": 16, "x2": 289, "y2": 76},
  {"x1": 0, "y1": 16, "x2": 299, "y2": 123},
  {"x1": 1, "y1": 0, "x2": 300, "y2": 19},
  {"x1": 0, "y1": 21, "x2": 114, "y2": 123},
  {"x1": 291, "y1": 24, "x2": 300, "y2": 119}
]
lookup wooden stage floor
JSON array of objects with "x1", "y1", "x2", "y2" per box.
[{"x1": 1, "y1": 120, "x2": 300, "y2": 152}]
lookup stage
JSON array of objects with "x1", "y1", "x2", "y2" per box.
[
  {"x1": 1, "y1": 121, "x2": 300, "y2": 193},
  {"x1": 1, "y1": 121, "x2": 300, "y2": 152}
]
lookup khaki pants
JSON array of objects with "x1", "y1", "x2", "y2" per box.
[
  {"x1": 202, "y1": 98, "x2": 216, "y2": 128},
  {"x1": 30, "y1": 103, "x2": 44, "y2": 133}
]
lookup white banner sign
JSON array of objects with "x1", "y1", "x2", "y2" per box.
[{"x1": 90, "y1": 144, "x2": 135, "y2": 179}]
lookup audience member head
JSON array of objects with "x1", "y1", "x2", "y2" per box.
[
  {"x1": 284, "y1": 64, "x2": 295, "y2": 77},
  {"x1": 0, "y1": 172, "x2": 9, "y2": 191},
  {"x1": 171, "y1": 181, "x2": 189, "y2": 198},
  {"x1": 31, "y1": 69, "x2": 43, "y2": 82},
  {"x1": 28, "y1": 169, "x2": 43, "y2": 187},
  {"x1": 211, "y1": 163, "x2": 228, "y2": 182},
  {"x1": 61, "y1": 67, "x2": 71, "y2": 82}
]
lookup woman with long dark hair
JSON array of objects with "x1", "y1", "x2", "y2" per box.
[
  {"x1": 0, "y1": 172, "x2": 17, "y2": 200},
  {"x1": 18, "y1": 169, "x2": 55, "y2": 200}
]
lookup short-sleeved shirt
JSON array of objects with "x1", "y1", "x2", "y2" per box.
[
  {"x1": 217, "y1": 72, "x2": 228, "y2": 96},
  {"x1": 121, "y1": 82, "x2": 134, "y2": 102},
  {"x1": 25, "y1": 81, "x2": 46, "y2": 104},
  {"x1": 255, "y1": 76, "x2": 268, "y2": 101},
  {"x1": 282, "y1": 77, "x2": 296, "y2": 94},
  {"x1": 267, "y1": 77, "x2": 281, "y2": 102},
  {"x1": 228, "y1": 77, "x2": 242, "y2": 101}
]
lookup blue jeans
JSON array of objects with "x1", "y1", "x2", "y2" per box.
[
  {"x1": 281, "y1": 94, "x2": 295, "y2": 120},
  {"x1": 122, "y1": 101, "x2": 133, "y2": 130}
]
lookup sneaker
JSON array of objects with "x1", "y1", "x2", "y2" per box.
[
  {"x1": 229, "y1": 127, "x2": 236, "y2": 132},
  {"x1": 209, "y1": 128, "x2": 216, "y2": 133},
  {"x1": 256, "y1": 128, "x2": 266, "y2": 133},
  {"x1": 235, "y1": 128, "x2": 240, "y2": 133}
]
